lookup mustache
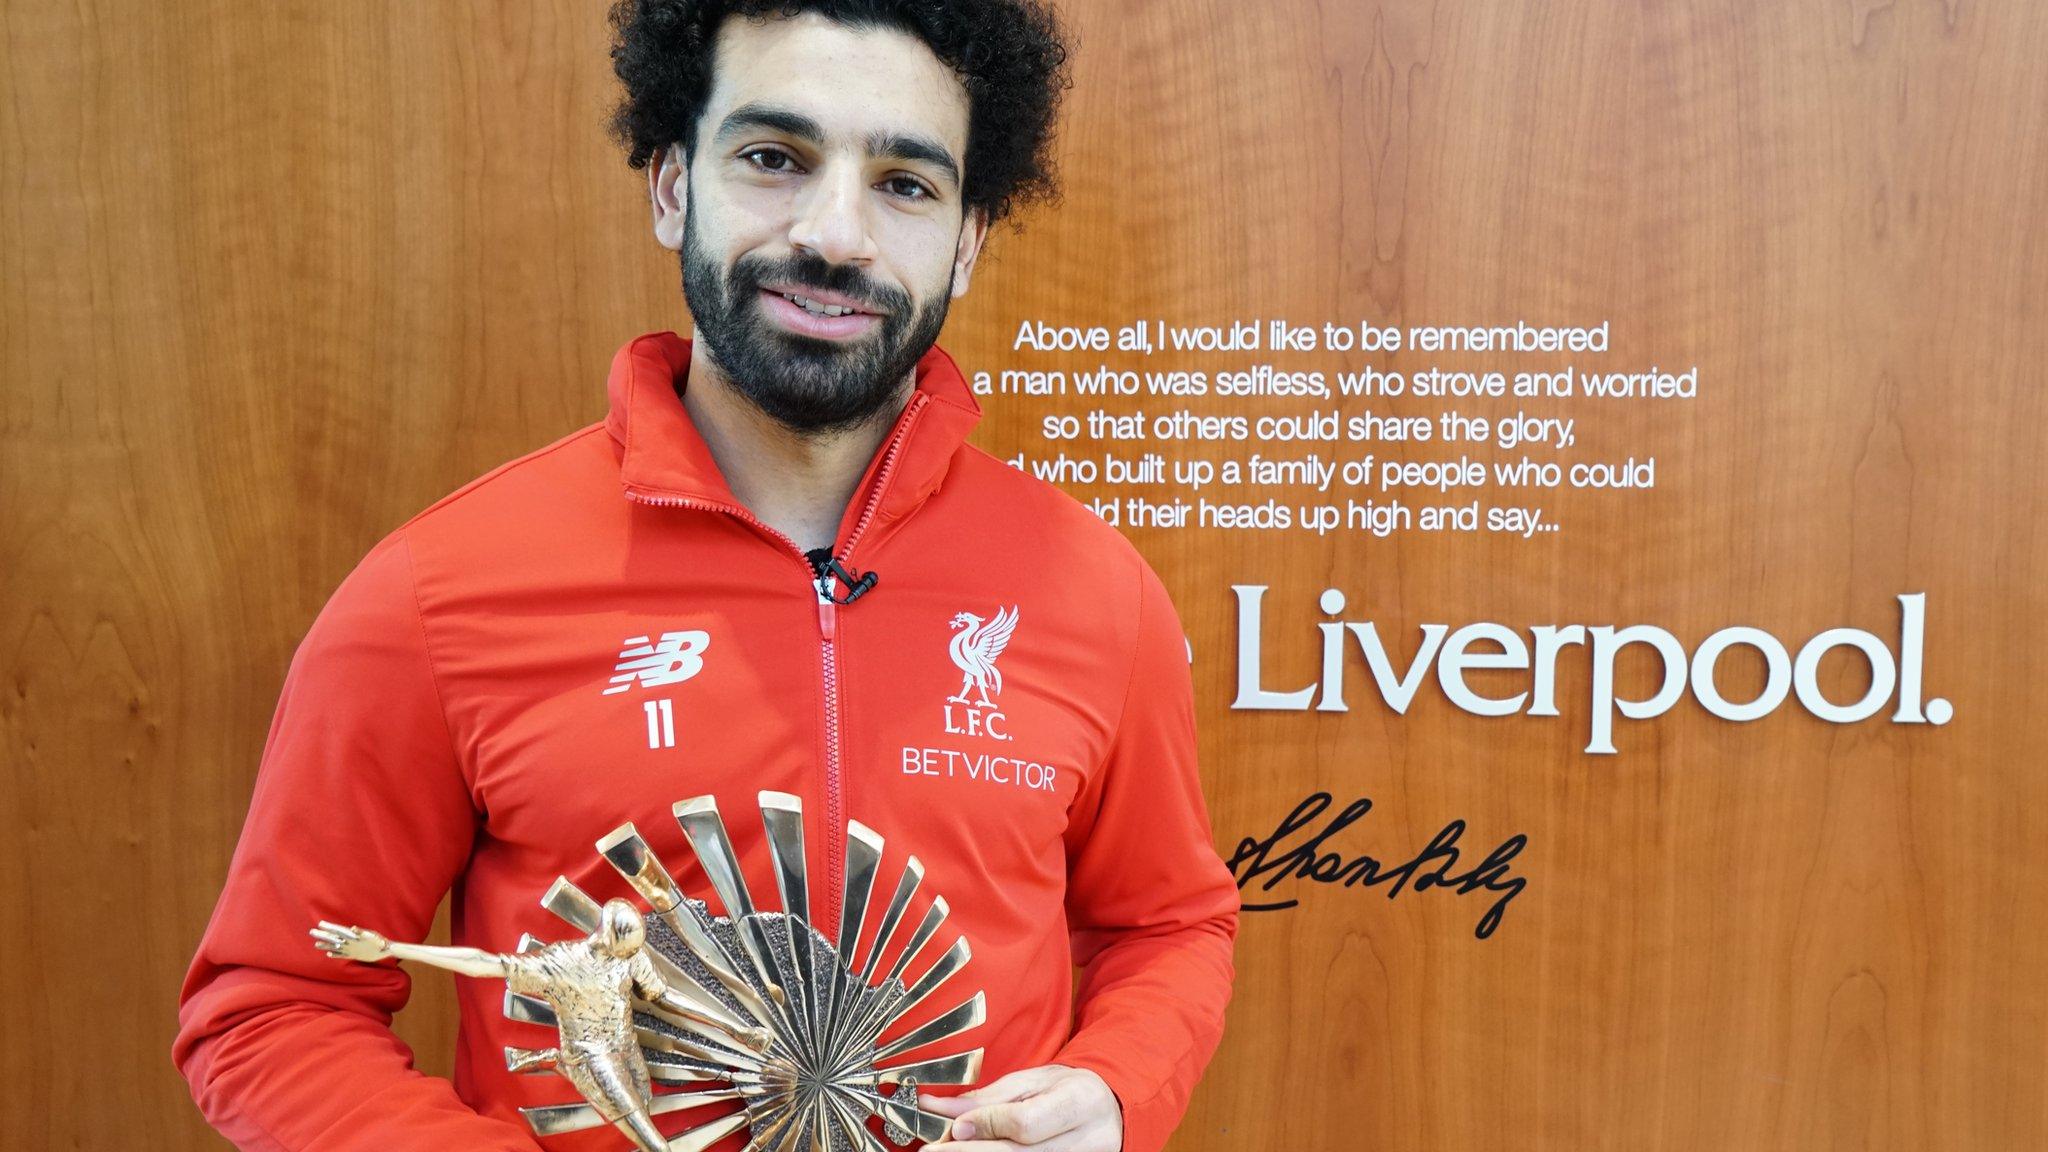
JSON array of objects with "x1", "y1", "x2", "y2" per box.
[{"x1": 733, "y1": 257, "x2": 903, "y2": 315}]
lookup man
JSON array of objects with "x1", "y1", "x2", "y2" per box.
[{"x1": 174, "y1": 3, "x2": 1239, "y2": 1151}]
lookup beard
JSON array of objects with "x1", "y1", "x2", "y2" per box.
[{"x1": 679, "y1": 183, "x2": 953, "y2": 438}]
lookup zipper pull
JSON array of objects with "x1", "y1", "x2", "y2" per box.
[{"x1": 817, "y1": 595, "x2": 837, "y2": 640}]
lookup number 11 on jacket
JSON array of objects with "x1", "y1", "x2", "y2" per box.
[{"x1": 642, "y1": 698, "x2": 675, "y2": 749}]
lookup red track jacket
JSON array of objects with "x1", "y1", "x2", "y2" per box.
[{"x1": 174, "y1": 331, "x2": 1239, "y2": 1152}]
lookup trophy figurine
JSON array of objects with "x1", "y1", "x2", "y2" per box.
[
  {"x1": 312, "y1": 790, "x2": 986, "y2": 1152},
  {"x1": 313, "y1": 898, "x2": 765, "y2": 1150}
]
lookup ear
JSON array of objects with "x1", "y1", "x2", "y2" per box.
[
  {"x1": 650, "y1": 143, "x2": 688, "y2": 252},
  {"x1": 949, "y1": 205, "x2": 990, "y2": 299}
]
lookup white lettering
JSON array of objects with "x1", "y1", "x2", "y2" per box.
[
  {"x1": 1691, "y1": 628, "x2": 1792, "y2": 721},
  {"x1": 1232, "y1": 591, "x2": 1951, "y2": 754},
  {"x1": 1232, "y1": 585, "x2": 1316, "y2": 708},
  {"x1": 1793, "y1": 628, "x2": 1897, "y2": 723},
  {"x1": 1587, "y1": 625, "x2": 1688, "y2": 755},
  {"x1": 899, "y1": 746, "x2": 1060, "y2": 791},
  {"x1": 1437, "y1": 623, "x2": 1530, "y2": 717}
]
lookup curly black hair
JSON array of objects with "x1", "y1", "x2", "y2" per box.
[{"x1": 603, "y1": 0, "x2": 1074, "y2": 236}]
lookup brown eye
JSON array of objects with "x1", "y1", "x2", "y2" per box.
[
  {"x1": 885, "y1": 177, "x2": 933, "y2": 201},
  {"x1": 741, "y1": 147, "x2": 798, "y2": 173}
]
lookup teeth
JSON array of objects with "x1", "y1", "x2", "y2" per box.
[{"x1": 780, "y1": 291, "x2": 858, "y2": 318}]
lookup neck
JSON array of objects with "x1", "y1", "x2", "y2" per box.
[{"x1": 680, "y1": 341, "x2": 915, "y2": 555}]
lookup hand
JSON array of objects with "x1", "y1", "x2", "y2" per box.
[
  {"x1": 921, "y1": 1063, "x2": 1122, "y2": 1151},
  {"x1": 310, "y1": 921, "x2": 392, "y2": 963}
]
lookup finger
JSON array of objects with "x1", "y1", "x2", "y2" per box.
[
  {"x1": 928, "y1": 1064, "x2": 1074, "y2": 1136},
  {"x1": 961, "y1": 1092, "x2": 1078, "y2": 1146},
  {"x1": 929, "y1": 1134, "x2": 1097, "y2": 1152},
  {"x1": 946, "y1": 1064, "x2": 1068, "y2": 1108},
  {"x1": 930, "y1": 1130, "x2": 1096, "y2": 1152}
]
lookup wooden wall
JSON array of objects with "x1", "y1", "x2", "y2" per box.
[{"x1": 3, "y1": 1, "x2": 2043, "y2": 1149}]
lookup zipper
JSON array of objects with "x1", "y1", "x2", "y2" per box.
[
  {"x1": 814, "y1": 392, "x2": 929, "y2": 935},
  {"x1": 621, "y1": 390, "x2": 933, "y2": 940}
]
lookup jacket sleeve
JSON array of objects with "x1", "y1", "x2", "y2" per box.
[
  {"x1": 172, "y1": 529, "x2": 543, "y2": 1151},
  {"x1": 1051, "y1": 558, "x2": 1240, "y2": 1152}
]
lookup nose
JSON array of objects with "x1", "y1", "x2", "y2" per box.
[{"x1": 787, "y1": 159, "x2": 878, "y2": 267}]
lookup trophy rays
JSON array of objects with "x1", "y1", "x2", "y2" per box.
[{"x1": 505, "y1": 791, "x2": 986, "y2": 1152}]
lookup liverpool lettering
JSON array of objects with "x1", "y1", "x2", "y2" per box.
[{"x1": 1233, "y1": 587, "x2": 1951, "y2": 754}]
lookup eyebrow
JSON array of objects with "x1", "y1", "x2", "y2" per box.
[{"x1": 711, "y1": 101, "x2": 962, "y2": 191}]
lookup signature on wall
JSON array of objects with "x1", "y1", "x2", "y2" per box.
[{"x1": 1226, "y1": 791, "x2": 1529, "y2": 940}]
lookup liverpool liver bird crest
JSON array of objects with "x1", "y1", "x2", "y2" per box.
[{"x1": 946, "y1": 606, "x2": 1019, "y2": 708}]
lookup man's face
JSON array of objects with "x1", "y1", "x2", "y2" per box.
[{"x1": 650, "y1": 12, "x2": 987, "y2": 437}]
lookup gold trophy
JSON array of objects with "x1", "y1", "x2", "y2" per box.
[{"x1": 313, "y1": 791, "x2": 986, "y2": 1152}]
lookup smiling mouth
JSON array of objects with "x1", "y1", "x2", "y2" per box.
[
  {"x1": 754, "y1": 287, "x2": 885, "y2": 343},
  {"x1": 761, "y1": 287, "x2": 880, "y2": 319}
]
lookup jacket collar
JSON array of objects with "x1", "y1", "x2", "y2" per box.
[{"x1": 603, "y1": 330, "x2": 985, "y2": 543}]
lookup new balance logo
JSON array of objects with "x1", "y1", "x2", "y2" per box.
[{"x1": 603, "y1": 630, "x2": 710, "y2": 695}]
